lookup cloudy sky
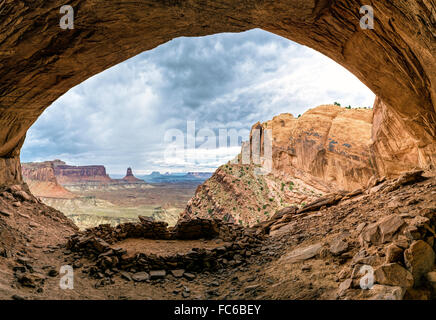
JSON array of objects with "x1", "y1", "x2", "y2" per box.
[{"x1": 21, "y1": 29, "x2": 375, "y2": 175}]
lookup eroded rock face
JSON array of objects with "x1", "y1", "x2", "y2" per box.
[
  {"x1": 53, "y1": 163, "x2": 112, "y2": 185},
  {"x1": 371, "y1": 98, "x2": 436, "y2": 177},
  {"x1": 121, "y1": 167, "x2": 144, "y2": 183},
  {"x1": 21, "y1": 161, "x2": 76, "y2": 199},
  {"x1": 252, "y1": 105, "x2": 375, "y2": 191},
  {"x1": 0, "y1": 0, "x2": 434, "y2": 186}
]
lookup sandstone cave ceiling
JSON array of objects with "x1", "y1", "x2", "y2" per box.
[{"x1": 0, "y1": 0, "x2": 434, "y2": 185}]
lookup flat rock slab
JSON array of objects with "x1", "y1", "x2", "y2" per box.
[
  {"x1": 120, "y1": 271, "x2": 132, "y2": 281},
  {"x1": 149, "y1": 270, "x2": 166, "y2": 280},
  {"x1": 329, "y1": 239, "x2": 349, "y2": 256},
  {"x1": 368, "y1": 285, "x2": 405, "y2": 300},
  {"x1": 131, "y1": 272, "x2": 149, "y2": 282},
  {"x1": 270, "y1": 222, "x2": 296, "y2": 238},
  {"x1": 378, "y1": 215, "x2": 405, "y2": 242},
  {"x1": 374, "y1": 263, "x2": 414, "y2": 288},
  {"x1": 170, "y1": 269, "x2": 185, "y2": 278},
  {"x1": 183, "y1": 273, "x2": 196, "y2": 281},
  {"x1": 282, "y1": 243, "x2": 322, "y2": 263}
]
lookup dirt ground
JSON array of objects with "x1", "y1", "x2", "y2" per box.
[
  {"x1": 113, "y1": 238, "x2": 229, "y2": 258},
  {"x1": 0, "y1": 174, "x2": 435, "y2": 300}
]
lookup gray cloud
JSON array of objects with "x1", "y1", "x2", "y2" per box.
[{"x1": 21, "y1": 29, "x2": 375, "y2": 175}]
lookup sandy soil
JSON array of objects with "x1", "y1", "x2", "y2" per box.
[{"x1": 113, "y1": 238, "x2": 229, "y2": 258}]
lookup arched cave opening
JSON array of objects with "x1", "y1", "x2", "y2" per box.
[
  {"x1": 0, "y1": 1, "x2": 434, "y2": 301},
  {"x1": 19, "y1": 29, "x2": 375, "y2": 230}
]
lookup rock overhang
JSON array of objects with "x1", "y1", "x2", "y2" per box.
[{"x1": 0, "y1": 0, "x2": 434, "y2": 186}]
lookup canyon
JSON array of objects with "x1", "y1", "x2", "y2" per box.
[
  {"x1": 0, "y1": 0, "x2": 435, "y2": 301},
  {"x1": 21, "y1": 161, "x2": 199, "y2": 229}
]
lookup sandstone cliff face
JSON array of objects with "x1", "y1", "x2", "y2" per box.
[
  {"x1": 22, "y1": 161, "x2": 76, "y2": 199},
  {"x1": 184, "y1": 105, "x2": 376, "y2": 225},
  {"x1": 371, "y1": 97, "x2": 436, "y2": 177},
  {"x1": 53, "y1": 163, "x2": 112, "y2": 185},
  {"x1": 0, "y1": 0, "x2": 434, "y2": 186},
  {"x1": 260, "y1": 105, "x2": 375, "y2": 191}
]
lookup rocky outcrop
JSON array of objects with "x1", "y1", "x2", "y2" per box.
[
  {"x1": 254, "y1": 105, "x2": 375, "y2": 191},
  {"x1": 183, "y1": 161, "x2": 323, "y2": 226},
  {"x1": 260, "y1": 170, "x2": 436, "y2": 300},
  {"x1": 121, "y1": 167, "x2": 143, "y2": 183},
  {"x1": 23, "y1": 161, "x2": 148, "y2": 193},
  {"x1": 0, "y1": 0, "x2": 434, "y2": 187},
  {"x1": 22, "y1": 161, "x2": 76, "y2": 199},
  {"x1": 183, "y1": 105, "x2": 375, "y2": 225}
]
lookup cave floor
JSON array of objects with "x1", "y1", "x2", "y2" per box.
[{"x1": 0, "y1": 174, "x2": 435, "y2": 300}]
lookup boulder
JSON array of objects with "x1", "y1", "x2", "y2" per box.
[
  {"x1": 14, "y1": 190, "x2": 33, "y2": 202},
  {"x1": 149, "y1": 270, "x2": 166, "y2": 280},
  {"x1": 183, "y1": 273, "x2": 196, "y2": 281},
  {"x1": 368, "y1": 285, "x2": 405, "y2": 300},
  {"x1": 360, "y1": 215, "x2": 405, "y2": 245},
  {"x1": 374, "y1": 263, "x2": 414, "y2": 288},
  {"x1": 120, "y1": 271, "x2": 132, "y2": 281},
  {"x1": 0, "y1": 208, "x2": 12, "y2": 217},
  {"x1": 385, "y1": 244, "x2": 404, "y2": 263},
  {"x1": 338, "y1": 279, "x2": 352, "y2": 296},
  {"x1": 282, "y1": 243, "x2": 322, "y2": 263},
  {"x1": 329, "y1": 239, "x2": 349, "y2": 256},
  {"x1": 360, "y1": 223, "x2": 381, "y2": 245},
  {"x1": 16, "y1": 272, "x2": 45, "y2": 288},
  {"x1": 131, "y1": 272, "x2": 149, "y2": 282},
  {"x1": 404, "y1": 240, "x2": 436, "y2": 285},
  {"x1": 378, "y1": 215, "x2": 405, "y2": 243},
  {"x1": 170, "y1": 269, "x2": 185, "y2": 278},
  {"x1": 271, "y1": 206, "x2": 297, "y2": 220},
  {"x1": 392, "y1": 170, "x2": 425, "y2": 189},
  {"x1": 297, "y1": 194, "x2": 343, "y2": 214},
  {"x1": 356, "y1": 222, "x2": 366, "y2": 233}
]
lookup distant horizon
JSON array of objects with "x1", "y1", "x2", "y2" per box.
[{"x1": 21, "y1": 158, "x2": 216, "y2": 177}]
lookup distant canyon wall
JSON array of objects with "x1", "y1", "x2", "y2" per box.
[
  {"x1": 21, "y1": 161, "x2": 76, "y2": 199},
  {"x1": 21, "y1": 160, "x2": 145, "y2": 198},
  {"x1": 53, "y1": 162, "x2": 112, "y2": 185}
]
